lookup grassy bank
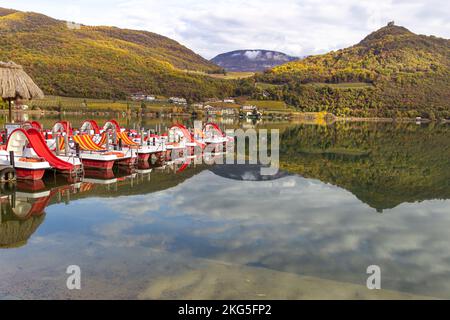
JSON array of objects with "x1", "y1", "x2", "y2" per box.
[
  {"x1": 22, "y1": 95, "x2": 295, "y2": 114},
  {"x1": 26, "y1": 96, "x2": 178, "y2": 113},
  {"x1": 207, "y1": 72, "x2": 255, "y2": 80},
  {"x1": 183, "y1": 70, "x2": 255, "y2": 80}
]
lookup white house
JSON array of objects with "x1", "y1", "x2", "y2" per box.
[
  {"x1": 131, "y1": 93, "x2": 156, "y2": 101},
  {"x1": 220, "y1": 108, "x2": 236, "y2": 116},
  {"x1": 191, "y1": 103, "x2": 204, "y2": 109},
  {"x1": 241, "y1": 105, "x2": 257, "y2": 111},
  {"x1": 169, "y1": 97, "x2": 187, "y2": 105}
]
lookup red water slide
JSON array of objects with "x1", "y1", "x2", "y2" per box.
[
  {"x1": 81, "y1": 120, "x2": 100, "y2": 134},
  {"x1": 103, "y1": 119, "x2": 121, "y2": 132},
  {"x1": 7, "y1": 128, "x2": 74, "y2": 171},
  {"x1": 53, "y1": 121, "x2": 73, "y2": 135},
  {"x1": 204, "y1": 123, "x2": 225, "y2": 137},
  {"x1": 23, "y1": 121, "x2": 43, "y2": 131},
  {"x1": 170, "y1": 123, "x2": 204, "y2": 148}
]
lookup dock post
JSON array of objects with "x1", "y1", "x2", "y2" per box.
[
  {"x1": 64, "y1": 135, "x2": 69, "y2": 156},
  {"x1": 65, "y1": 191, "x2": 70, "y2": 205},
  {"x1": 75, "y1": 143, "x2": 80, "y2": 158},
  {"x1": 55, "y1": 136, "x2": 60, "y2": 155},
  {"x1": 11, "y1": 191, "x2": 16, "y2": 209},
  {"x1": 9, "y1": 151, "x2": 15, "y2": 167},
  {"x1": 106, "y1": 133, "x2": 110, "y2": 150}
]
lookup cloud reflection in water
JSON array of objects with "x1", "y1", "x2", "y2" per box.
[{"x1": 90, "y1": 170, "x2": 450, "y2": 298}]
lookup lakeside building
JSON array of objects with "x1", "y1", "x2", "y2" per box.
[
  {"x1": 130, "y1": 93, "x2": 156, "y2": 101},
  {"x1": 205, "y1": 98, "x2": 221, "y2": 103},
  {"x1": 204, "y1": 105, "x2": 216, "y2": 114},
  {"x1": 241, "y1": 105, "x2": 262, "y2": 119},
  {"x1": 204, "y1": 105, "x2": 236, "y2": 117},
  {"x1": 221, "y1": 108, "x2": 236, "y2": 117},
  {"x1": 241, "y1": 105, "x2": 257, "y2": 111},
  {"x1": 169, "y1": 97, "x2": 187, "y2": 105},
  {"x1": 191, "y1": 103, "x2": 204, "y2": 109}
]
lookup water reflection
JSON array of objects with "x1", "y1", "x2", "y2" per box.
[
  {"x1": 0, "y1": 194, "x2": 45, "y2": 249},
  {"x1": 210, "y1": 164, "x2": 290, "y2": 181},
  {"x1": 280, "y1": 122, "x2": 450, "y2": 211},
  {"x1": 0, "y1": 120, "x2": 449, "y2": 299}
]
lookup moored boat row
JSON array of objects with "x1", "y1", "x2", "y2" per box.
[{"x1": 0, "y1": 120, "x2": 232, "y2": 181}]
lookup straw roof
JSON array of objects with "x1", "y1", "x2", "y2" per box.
[{"x1": 0, "y1": 61, "x2": 44, "y2": 100}]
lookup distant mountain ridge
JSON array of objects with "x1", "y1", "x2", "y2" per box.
[
  {"x1": 0, "y1": 8, "x2": 234, "y2": 100},
  {"x1": 211, "y1": 50, "x2": 298, "y2": 72}
]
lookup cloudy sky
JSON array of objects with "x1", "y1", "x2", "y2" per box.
[{"x1": 1, "y1": 0, "x2": 449, "y2": 58}]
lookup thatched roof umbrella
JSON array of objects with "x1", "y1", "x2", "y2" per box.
[{"x1": 0, "y1": 61, "x2": 44, "y2": 122}]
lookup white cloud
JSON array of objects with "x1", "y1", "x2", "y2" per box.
[
  {"x1": 244, "y1": 51, "x2": 261, "y2": 60},
  {"x1": 0, "y1": 0, "x2": 449, "y2": 58}
]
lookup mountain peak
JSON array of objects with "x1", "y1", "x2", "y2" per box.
[
  {"x1": 359, "y1": 23, "x2": 414, "y2": 45},
  {"x1": 211, "y1": 50, "x2": 298, "y2": 72}
]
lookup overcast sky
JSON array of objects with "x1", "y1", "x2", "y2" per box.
[{"x1": 1, "y1": 0, "x2": 449, "y2": 58}]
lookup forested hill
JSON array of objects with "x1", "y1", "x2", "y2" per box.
[
  {"x1": 0, "y1": 8, "x2": 233, "y2": 100},
  {"x1": 256, "y1": 23, "x2": 450, "y2": 119}
]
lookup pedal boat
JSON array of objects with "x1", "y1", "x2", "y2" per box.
[{"x1": 0, "y1": 149, "x2": 50, "y2": 180}]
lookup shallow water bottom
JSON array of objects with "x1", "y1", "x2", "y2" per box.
[{"x1": 0, "y1": 246, "x2": 433, "y2": 300}]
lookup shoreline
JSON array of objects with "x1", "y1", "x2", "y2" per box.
[
  {"x1": 1, "y1": 110, "x2": 448, "y2": 123},
  {"x1": 335, "y1": 116, "x2": 450, "y2": 123}
]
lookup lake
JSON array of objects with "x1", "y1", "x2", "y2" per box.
[{"x1": 1, "y1": 115, "x2": 449, "y2": 299}]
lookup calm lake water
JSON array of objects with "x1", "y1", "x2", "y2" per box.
[{"x1": 1, "y1": 114, "x2": 449, "y2": 299}]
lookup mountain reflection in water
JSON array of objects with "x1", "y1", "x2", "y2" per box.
[
  {"x1": 280, "y1": 122, "x2": 450, "y2": 211},
  {"x1": 0, "y1": 121, "x2": 449, "y2": 299}
]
